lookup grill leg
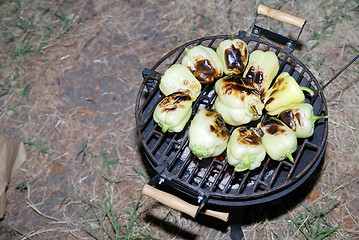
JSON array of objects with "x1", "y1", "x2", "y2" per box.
[{"x1": 230, "y1": 223, "x2": 245, "y2": 240}]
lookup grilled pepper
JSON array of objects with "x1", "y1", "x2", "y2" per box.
[
  {"x1": 214, "y1": 76, "x2": 264, "y2": 126},
  {"x1": 153, "y1": 92, "x2": 193, "y2": 133},
  {"x1": 216, "y1": 38, "x2": 249, "y2": 75},
  {"x1": 258, "y1": 117, "x2": 297, "y2": 162},
  {"x1": 188, "y1": 109, "x2": 229, "y2": 159},
  {"x1": 243, "y1": 49, "x2": 279, "y2": 93},
  {"x1": 278, "y1": 103, "x2": 328, "y2": 138},
  {"x1": 181, "y1": 45, "x2": 223, "y2": 84},
  {"x1": 226, "y1": 127, "x2": 266, "y2": 172},
  {"x1": 160, "y1": 64, "x2": 202, "y2": 100},
  {"x1": 264, "y1": 72, "x2": 314, "y2": 116},
  {"x1": 214, "y1": 98, "x2": 251, "y2": 126}
]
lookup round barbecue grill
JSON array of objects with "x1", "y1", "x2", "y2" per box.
[{"x1": 135, "y1": 5, "x2": 329, "y2": 225}]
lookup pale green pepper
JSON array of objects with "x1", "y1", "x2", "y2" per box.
[
  {"x1": 160, "y1": 64, "x2": 202, "y2": 100},
  {"x1": 214, "y1": 98, "x2": 252, "y2": 126},
  {"x1": 181, "y1": 45, "x2": 223, "y2": 84},
  {"x1": 214, "y1": 76, "x2": 264, "y2": 126},
  {"x1": 153, "y1": 92, "x2": 193, "y2": 133},
  {"x1": 188, "y1": 109, "x2": 229, "y2": 159},
  {"x1": 216, "y1": 38, "x2": 249, "y2": 75},
  {"x1": 258, "y1": 117, "x2": 297, "y2": 162},
  {"x1": 264, "y1": 72, "x2": 314, "y2": 116},
  {"x1": 277, "y1": 103, "x2": 328, "y2": 138},
  {"x1": 243, "y1": 49, "x2": 279, "y2": 93},
  {"x1": 226, "y1": 127, "x2": 266, "y2": 172}
]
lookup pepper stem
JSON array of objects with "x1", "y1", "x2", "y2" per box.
[
  {"x1": 191, "y1": 146, "x2": 209, "y2": 160},
  {"x1": 161, "y1": 124, "x2": 171, "y2": 133},
  {"x1": 312, "y1": 115, "x2": 328, "y2": 122},
  {"x1": 300, "y1": 86, "x2": 315, "y2": 97},
  {"x1": 234, "y1": 156, "x2": 252, "y2": 172},
  {"x1": 286, "y1": 153, "x2": 294, "y2": 163}
]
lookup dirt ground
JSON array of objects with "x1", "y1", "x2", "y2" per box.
[{"x1": 0, "y1": 0, "x2": 358, "y2": 239}]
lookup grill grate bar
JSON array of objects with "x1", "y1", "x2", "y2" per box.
[
  {"x1": 277, "y1": 55, "x2": 291, "y2": 75},
  {"x1": 138, "y1": 97, "x2": 158, "y2": 131},
  {"x1": 251, "y1": 39, "x2": 261, "y2": 51},
  {"x1": 286, "y1": 146, "x2": 304, "y2": 180},
  {"x1": 173, "y1": 151, "x2": 200, "y2": 183},
  {"x1": 254, "y1": 181, "x2": 270, "y2": 191},
  {"x1": 207, "y1": 38, "x2": 217, "y2": 48},
  {"x1": 303, "y1": 140, "x2": 321, "y2": 151},
  {"x1": 166, "y1": 138, "x2": 189, "y2": 165},
  {"x1": 269, "y1": 160, "x2": 294, "y2": 187},
  {"x1": 251, "y1": 158, "x2": 272, "y2": 192},
  {"x1": 185, "y1": 161, "x2": 201, "y2": 184},
  {"x1": 146, "y1": 130, "x2": 165, "y2": 153},
  {"x1": 296, "y1": 65, "x2": 308, "y2": 88},
  {"x1": 138, "y1": 82, "x2": 161, "y2": 132},
  {"x1": 210, "y1": 162, "x2": 232, "y2": 192},
  {"x1": 170, "y1": 47, "x2": 186, "y2": 66},
  {"x1": 197, "y1": 160, "x2": 221, "y2": 190},
  {"x1": 160, "y1": 138, "x2": 183, "y2": 161},
  {"x1": 221, "y1": 169, "x2": 239, "y2": 193},
  {"x1": 236, "y1": 171, "x2": 251, "y2": 194},
  {"x1": 207, "y1": 160, "x2": 229, "y2": 192}
]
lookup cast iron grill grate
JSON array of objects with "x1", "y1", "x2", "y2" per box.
[{"x1": 135, "y1": 31, "x2": 328, "y2": 208}]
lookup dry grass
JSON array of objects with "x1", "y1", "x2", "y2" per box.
[{"x1": 0, "y1": 0, "x2": 358, "y2": 239}]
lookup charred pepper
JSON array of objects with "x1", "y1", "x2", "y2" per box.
[
  {"x1": 278, "y1": 103, "x2": 328, "y2": 138},
  {"x1": 153, "y1": 92, "x2": 193, "y2": 133},
  {"x1": 160, "y1": 64, "x2": 202, "y2": 100},
  {"x1": 226, "y1": 127, "x2": 266, "y2": 172},
  {"x1": 216, "y1": 38, "x2": 249, "y2": 75},
  {"x1": 243, "y1": 49, "x2": 279, "y2": 93},
  {"x1": 188, "y1": 109, "x2": 229, "y2": 159},
  {"x1": 181, "y1": 45, "x2": 223, "y2": 84},
  {"x1": 214, "y1": 76, "x2": 264, "y2": 126},
  {"x1": 258, "y1": 117, "x2": 297, "y2": 162},
  {"x1": 264, "y1": 72, "x2": 314, "y2": 116}
]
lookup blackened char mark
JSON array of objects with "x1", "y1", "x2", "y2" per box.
[
  {"x1": 222, "y1": 76, "x2": 259, "y2": 97},
  {"x1": 224, "y1": 44, "x2": 247, "y2": 73},
  {"x1": 279, "y1": 110, "x2": 296, "y2": 130},
  {"x1": 246, "y1": 66, "x2": 264, "y2": 85},
  {"x1": 190, "y1": 58, "x2": 216, "y2": 84},
  {"x1": 159, "y1": 92, "x2": 192, "y2": 112},
  {"x1": 279, "y1": 109, "x2": 305, "y2": 133},
  {"x1": 205, "y1": 109, "x2": 229, "y2": 140},
  {"x1": 260, "y1": 117, "x2": 286, "y2": 135},
  {"x1": 237, "y1": 127, "x2": 261, "y2": 146}
]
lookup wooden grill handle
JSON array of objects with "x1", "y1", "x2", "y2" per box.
[
  {"x1": 142, "y1": 184, "x2": 229, "y2": 222},
  {"x1": 257, "y1": 4, "x2": 306, "y2": 28}
]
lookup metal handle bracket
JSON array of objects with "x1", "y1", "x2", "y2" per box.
[
  {"x1": 253, "y1": 4, "x2": 307, "y2": 50},
  {"x1": 142, "y1": 184, "x2": 229, "y2": 222}
]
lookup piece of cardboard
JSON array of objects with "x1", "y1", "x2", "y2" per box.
[{"x1": 0, "y1": 134, "x2": 27, "y2": 218}]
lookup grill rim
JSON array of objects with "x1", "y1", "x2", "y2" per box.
[{"x1": 135, "y1": 31, "x2": 328, "y2": 208}]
